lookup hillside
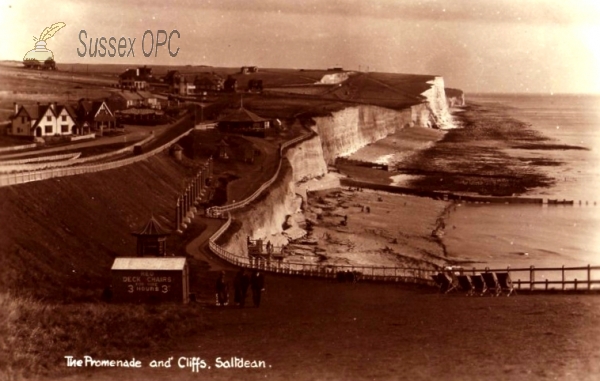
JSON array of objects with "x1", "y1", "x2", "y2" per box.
[{"x1": 0, "y1": 153, "x2": 198, "y2": 299}]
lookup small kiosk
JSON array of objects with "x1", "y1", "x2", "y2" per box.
[
  {"x1": 110, "y1": 216, "x2": 189, "y2": 303},
  {"x1": 111, "y1": 257, "x2": 190, "y2": 304}
]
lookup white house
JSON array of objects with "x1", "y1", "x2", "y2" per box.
[{"x1": 9, "y1": 102, "x2": 77, "y2": 137}]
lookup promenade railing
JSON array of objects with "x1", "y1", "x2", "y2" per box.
[
  {"x1": 0, "y1": 152, "x2": 81, "y2": 166},
  {"x1": 476, "y1": 265, "x2": 600, "y2": 291},
  {"x1": 0, "y1": 121, "x2": 204, "y2": 187},
  {"x1": 206, "y1": 130, "x2": 315, "y2": 217}
]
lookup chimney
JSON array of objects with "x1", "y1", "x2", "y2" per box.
[{"x1": 13, "y1": 102, "x2": 18, "y2": 114}]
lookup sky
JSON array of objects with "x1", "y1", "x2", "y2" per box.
[{"x1": 1, "y1": 0, "x2": 600, "y2": 94}]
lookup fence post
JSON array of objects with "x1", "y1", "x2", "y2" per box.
[
  {"x1": 562, "y1": 265, "x2": 565, "y2": 291},
  {"x1": 517, "y1": 279, "x2": 521, "y2": 290},
  {"x1": 530, "y1": 265, "x2": 535, "y2": 291},
  {"x1": 545, "y1": 279, "x2": 548, "y2": 291},
  {"x1": 588, "y1": 264, "x2": 591, "y2": 290},
  {"x1": 575, "y1": 278, "x2": 578, "y2": 291}
]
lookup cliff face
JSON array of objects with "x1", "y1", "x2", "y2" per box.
[
  {"x1": 421, "y1": 77, "x2": 456, "y2": 129},
  {"x1": 224, "y1": 161, "x2": 300, "y2": 255},
  {"x1": 312, "y1": 106, "x2": 413, "y2": 165},
  {"x1": 224, "y1": 78, "x2": 460, "y2": 248},
  {"x1": 285, "y1": 135, "x2": 328, "y2": 182}
]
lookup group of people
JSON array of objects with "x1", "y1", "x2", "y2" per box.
[{"x1": 215, "y1": 269, "x2": 265, "y2": 307}]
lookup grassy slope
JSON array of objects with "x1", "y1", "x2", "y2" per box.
[{"x1": 0, "y1": 153, "x2": 198, "y2": 300}]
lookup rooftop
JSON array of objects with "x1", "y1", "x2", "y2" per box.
[
  {"x1": 132, "y1": 216, "x2": 171, "y2": 236},
  {"x1": 218, "y1": 107, "x2": 268, "y2": 123},
  {"x1": 111, "y1": 257, "x2": 186, "y2": 271}
]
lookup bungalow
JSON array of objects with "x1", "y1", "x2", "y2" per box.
[
  {"x1": 76, "y1": 99, "x2": 116, "y2": 136},
  {"x1": 9, "y1": 102, "x2": 77, "y2": 137},
  {"x1": 119, "y1": 66, "x2": 152, "y2": 90}
]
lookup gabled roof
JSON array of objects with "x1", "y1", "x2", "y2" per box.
[
  {"x1": 14, "y1": 104, "x2": 40, "y2": 120},
  {"x1": 78, "y1": 100, "x2": 115, "y2": 123},
  {"x1": 55, "y1": 104, "x2": 77, "y2": 120},
  {"x1": 218, "y1": 107, "x2": 268, "y2": 123},
  {"x1": 13, "y1": 103, "x2": 78, "y2": 129},
  {"x1": 111, "y1": 257, "x2": 186, "y2": 271},
  {"x1": 132, "y1": 215, "x2": 171, "y2": 236}
]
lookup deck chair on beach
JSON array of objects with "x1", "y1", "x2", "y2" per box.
[
  {"x1": 432, "y1": 272, "x2": 458, "y2": 294},
  {"x1": 481, "y1": 272, "x2": 502, "y2": 297},
  {"x1": 470, "y1": 274, "x2": 487, "y2": 296},
  {"x1": 457, "y1": 275, "x2": 475, "y2": 296},
  {"x1": 495, "y1": 272, "x2": 516, "y2": 296}
]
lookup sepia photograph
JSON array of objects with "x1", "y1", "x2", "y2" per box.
[{"x1": 0, "y1": 0, "x2": 599, "y2": 380}]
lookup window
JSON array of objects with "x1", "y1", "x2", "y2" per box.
[
  {"x1": 45, "y1": 125, "x2": 52, "y2": 134},
  {"x1": 61, "y1": 125, "x2": 68, "y2": 133},
  {"x1": 46, "y1": 116, "x2": 51, "y2": 122},
  {"x1": 61, "y1": 115, "x2": 67, "y2": 122},
  {"x1": 21, "y1": 116, "x2": 25, "y2": 123}
]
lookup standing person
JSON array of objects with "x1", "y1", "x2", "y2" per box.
[
  {"x1": 250, "y1": 270, "x2": 265, "y2": 307},
  {"x1": 215, "y1": 271, "x2": 229, "y2": 307}
]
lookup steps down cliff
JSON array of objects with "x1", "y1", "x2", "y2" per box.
[{"x1": 222, "y1": 78, "x2": 462, "y2": 257}]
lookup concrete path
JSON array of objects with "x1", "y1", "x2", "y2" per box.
[{"x1": 184, "y1": 216, "x2": 234, "y2": 272}]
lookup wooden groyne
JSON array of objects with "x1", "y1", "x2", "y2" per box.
[
  {"x1": 339, "y1": 178, "x2": 600, "y2": 206},
  {"x1": 340, "y1": 178, "x2": 545, "y2": 204}
]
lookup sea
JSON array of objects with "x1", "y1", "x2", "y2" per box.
[{"x1": 442, "y1": 94, "x2": 600, "y2": 279}]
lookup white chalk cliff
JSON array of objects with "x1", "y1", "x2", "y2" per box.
[{"x1": 223, "y1": 77, "x2": 461, "y2": 254}]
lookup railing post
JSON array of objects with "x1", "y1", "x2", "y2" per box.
[
  {"x1": 545, "y1": 279, "x2": 549, "y2": 290},
  {"x1": 574, "y1": 278, "x2": 578, "y2": 291},
  {"x1": 562, "y1": 265, "x2": 565, "y2": 291},
  {"x1": 530, "y1": 265, "x2": 535, "y2": 291}
]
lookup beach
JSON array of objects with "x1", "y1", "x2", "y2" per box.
[{"x1": 297, "y1": 188, "x2": 448, "y2": 268}]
